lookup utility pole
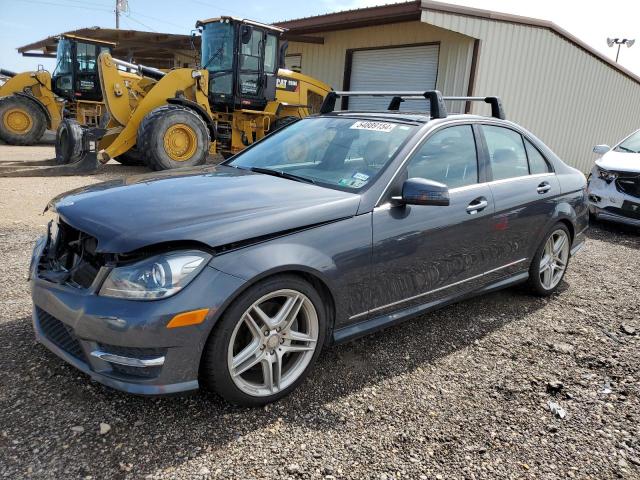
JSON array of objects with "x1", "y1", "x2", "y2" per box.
[{"x1": 115, "y1": 0, "x2": 128, "y2": 29}]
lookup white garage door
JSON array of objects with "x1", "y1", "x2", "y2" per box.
[{"x1": 348, "y1": 44, "x2": 439, "y2": 112}]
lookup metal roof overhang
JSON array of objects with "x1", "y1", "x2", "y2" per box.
[{"x1": 17, "y1": 27, "x2": 199, "y2": 68}]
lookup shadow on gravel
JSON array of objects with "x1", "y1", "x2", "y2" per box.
[
  {"x1": 0, "y1": 286, "x2": 551, "y2": 478},
  {"x1": 586, "y1": 221, "x2": 640, "y2": 250}
]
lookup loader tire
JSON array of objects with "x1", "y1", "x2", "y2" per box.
[
  {"x1": 115, "y1": 147, "x2": 144, "y2": 166},
  {"x1": 0, "y1": 95, "x2": 47, "y2": 145},
  {"x1": 137, "y1": 105, "x2": 210, "y2": 171},
  {"x1": 55, "y1": 119, "x2": 84, "y2": 165}
]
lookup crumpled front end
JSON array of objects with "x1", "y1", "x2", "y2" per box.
[
  {"x1": 29, "y1": 219, "x2": 245, "y2": 395},
  {"x1": 587, "y1": 164, "x2": 640, "y2": 227}
]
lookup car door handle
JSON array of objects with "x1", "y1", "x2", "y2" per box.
[
  {"x1": 537, "y1": 182, "x2": 551, "y2": 194},
  {"x1": 466, "y1": 197, "x2": 488, "y2": 215}
]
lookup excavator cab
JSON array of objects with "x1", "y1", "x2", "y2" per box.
[
  {"x1": 52, "y1": 35, "x2": 114, "y2": 102},
  {"x1": 197, "y1": 17, "x2": 284, "y2": 111}
]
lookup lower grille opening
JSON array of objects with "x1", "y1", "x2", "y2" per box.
[
  {"x1": 37, "y1": 308, "x2": 85, "y2": 361},
  {"x1": 110, "y1": 364, "x2": 163, "y2": 379}
]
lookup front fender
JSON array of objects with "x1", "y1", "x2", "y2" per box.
[{"x1": 207, "y1": 214, "x2": 373, "y2": 325}]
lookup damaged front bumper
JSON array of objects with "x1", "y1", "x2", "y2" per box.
[
  {"x1": 29, "y1": 234, "x2": 245, "y2": 395},
  {"x1": 587, "y1": 171, "x2": 640, "y2": 227}
]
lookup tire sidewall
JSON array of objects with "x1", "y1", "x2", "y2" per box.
[
  {"x1": 0, "y1": 95, "x2": 47, "y2": 145},
  {"x1": 54, "y1": 119, "x2": 83, "y2": 165},
  {"x1": 202, "y1": 275, "x2": 327, "y2": 406},
  {"x1": 142, "y1": 108, "x2": 209, "y2": 170},
  {"x1": 528, "y1": 223, "x2": 572, "y2": 296}
]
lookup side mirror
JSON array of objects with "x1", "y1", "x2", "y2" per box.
[
  {"x1": 394, "y1": 178, "x2": 450, "y2": 206},
  {"x1": 241, "y1": 25, "x2": 253, "y2": 44},
  {"x1": 593, "y1": 144, "x2": 610, "y2": 155}
]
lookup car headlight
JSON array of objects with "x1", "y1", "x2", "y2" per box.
[
  {"x1": 99, "y1": 250, "x2": 211, "y2": 300},
  {"x1": 597, "y1": 167, "x2": 617, "y2": 183}
]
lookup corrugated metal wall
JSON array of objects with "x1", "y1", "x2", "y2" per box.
[
  {"x1": 287, "y1": 21, "x2": 475, "y2": 113},
  {"x1": 423, "y1": 9, "x2": 640, "y2": 172}
]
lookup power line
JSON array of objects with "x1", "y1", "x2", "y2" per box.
[
  {"x1": 122, "y1": 14, "x2": 157, "y2": 32},
  {"x1": 128, "y1": 9, "x2": 191, "y2": 30}
]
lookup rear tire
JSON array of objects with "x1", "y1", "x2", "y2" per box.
[
  {"x1": 0, "y1": 95, "x2": 47, "y2": 145},
  {"x1": 55, "y1": 119, "x2": 84, "y2": 165},
  {"x1": 526, "y1": 224, "x2": 572, "y2": 296},
  {"x1": 137, "y1": 105, "x2": 209, "y2": 171},
  {"x1": 201, "y1": 275, "x2": 327, "y2": 406}
]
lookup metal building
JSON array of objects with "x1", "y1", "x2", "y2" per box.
[{"x1": 277, "y1": 0, "x2": 640, "y2": 173}]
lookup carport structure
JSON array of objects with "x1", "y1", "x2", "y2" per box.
[
  {"x1": 17, "y1": 27, "x2": 199, "y2": 70},
  {"x1": 278, "y1": 0, "x2": 640, "y2": 172}
]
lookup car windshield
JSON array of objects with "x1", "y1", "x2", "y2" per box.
[
  {"x1": 614, "y1": 130, "x2": 640, "y2": 154},
  {"x1": 201, "y1": 21, "x2": 234, "y2": 73},
  {"x1": 53, "y1": 38, "x2": 73, "y2": 76},
  {"x1": 227, "y1": 117, "x2": 417, "y2": 191}
]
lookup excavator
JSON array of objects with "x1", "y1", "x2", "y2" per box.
[
  {"x1": 0, "y1": 34, "x2": 115, "y2": 147},
  {"x1": 56, "y1": 17, "x2": 332, "y2": 171}
]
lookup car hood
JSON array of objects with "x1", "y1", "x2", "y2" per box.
[
  {"x1": 596, "y1": 151, "x2": 640, "y2": 173},
  {"x1": 48, "y1": 165, "x2": 361, "y2": 253}
]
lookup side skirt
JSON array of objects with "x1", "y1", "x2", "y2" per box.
[{"x1": 332, "y1": 271, "x2": 529, "y2": 344}]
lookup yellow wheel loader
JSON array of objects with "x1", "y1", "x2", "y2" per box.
[
  {"x1": 59, "y1": 17, "x2": 332, "y2": 171},
  {"x1": 0, "y1": 34, "x2": 115, "y2": 148}
]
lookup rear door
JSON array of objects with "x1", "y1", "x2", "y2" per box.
[
  {"x1": 369, "y1": 124, "x2": 497, "y2": 317},
  {"x1": 479, "y1": 124, "x2": 560, "y2": 265}
]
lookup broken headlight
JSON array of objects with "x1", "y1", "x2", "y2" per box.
[
  {"x1": 597, "y1": 167, "x2": 618, "y2": 184},
  {"x1": 99, "y1": 250, "x2": 211, "y2": 300}
]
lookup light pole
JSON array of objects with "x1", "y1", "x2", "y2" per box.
[{"x1": 607, "y1": 37, "x2": 635, "y2": 62}]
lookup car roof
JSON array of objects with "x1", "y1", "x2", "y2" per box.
[{"x1": 317, "y1": 111, "x2": 506, "y2": 125}]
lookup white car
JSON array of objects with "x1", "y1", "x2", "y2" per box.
[{"x1": 588, "y1": 130, "x2": 640, "y2": 227}]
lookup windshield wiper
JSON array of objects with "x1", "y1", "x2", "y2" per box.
[
  {"x1": 616, "y1": 145, "x2": 637, "y2": 153},
  {"x1": 248, "y1": 167, "x2": 315, "y2": 184}
]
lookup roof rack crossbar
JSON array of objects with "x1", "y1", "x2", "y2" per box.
[
  {"x1": 319, "y1": 90, "x2": 448, "y2": 118},
  {"x1": 388, "y1": 95, "x2": 506, "y2": 120},
  {"x1": 443, "y1": 96, "x2": 505, "y2": 119}
]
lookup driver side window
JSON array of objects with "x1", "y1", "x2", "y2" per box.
[{"x1": 406, "y1": 125, "x2": 479, "y2": 189}]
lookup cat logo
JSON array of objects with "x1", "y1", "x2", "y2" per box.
[{"x1": 276, "y1": 77, "x2": 299, "y2": 92}]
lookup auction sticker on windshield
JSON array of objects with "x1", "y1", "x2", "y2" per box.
[{"x1": 350, "y1": 121, "x2": 396, "y2": 133}]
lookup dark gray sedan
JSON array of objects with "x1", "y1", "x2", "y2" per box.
[{"x1": 30, "y1": 93, "x2": 588, "y2": 405}]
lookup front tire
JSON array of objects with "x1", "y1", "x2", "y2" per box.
[
  {"x1": 526, "y1": 224, "x2": 571, "y2": 296},
  {"x1": 201, "y1": 275, "x2": 327, "y2": 406},
  {"x1": 137, "y1": 105, "x2": 209, "y2": 171},
  {"x1": 0, "y1": 95, "x2": 47, "y2": 145}
]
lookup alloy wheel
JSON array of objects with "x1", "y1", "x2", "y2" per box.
[
  {"x1": 227, "y1": 289, "x2": 319, "y2": 397},
  {"x1": 539, "y1": 229, "x2": 570, "y2": 290}
]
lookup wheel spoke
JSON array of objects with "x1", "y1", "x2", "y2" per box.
[
  {"x1": 251, "y1": 305, "x2": 276, "y2": 330},
  {"x1": 282, "y1": 329, "x2": 316, "y2": 343},
  {"x1": 282, "y1": 343, "x2": 315, "y2": 353},
  {"x1": 243, "y1": 313, "x2": 262, "y2": 340},
  {"x1": 274, "y1": 294, "x2": 303, "y2": 330},
  {"x1": 232, "y1": 343, "x2": 263, "y2": 377},
  {"x1": 261, "y1": 356, "x2": 275, "y2": 393},
  {"x1": 553, "y1": 234, "x2": 567, "y2": 255},
  {"x1": 542, "y1": 265, "x2": 552, "y2": 288}
]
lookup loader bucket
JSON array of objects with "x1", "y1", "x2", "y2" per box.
[{"x1": 0, "y1": 127, "x2": 106, "y2": 177}]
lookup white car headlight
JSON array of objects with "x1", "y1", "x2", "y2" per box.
[{"x1": 99, "y1": 250, "x2": 211, "y2": 300}]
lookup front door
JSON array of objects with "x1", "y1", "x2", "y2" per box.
[{"x1": 369, "y1": 124, "x2": 497, "y2": 318}]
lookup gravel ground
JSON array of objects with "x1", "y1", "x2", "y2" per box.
[{"x1": 0, "y1": 154, "x2": 638, "y2": 479}]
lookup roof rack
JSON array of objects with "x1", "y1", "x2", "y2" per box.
[
  {"x1": 319, "y1": 90, "x2": 448, "y2": 119},
  {"x1": 386, "y1": 95, "x2": 505, "y2": 120}
]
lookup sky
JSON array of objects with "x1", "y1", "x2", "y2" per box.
[{"x1": 1, "y1": 0, "x2": 640, "y2": 76}]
